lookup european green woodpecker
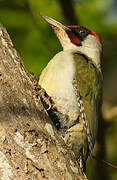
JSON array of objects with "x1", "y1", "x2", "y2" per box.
[{"x1": 39, "y1": 14, "x2": 103, "y2": 169}]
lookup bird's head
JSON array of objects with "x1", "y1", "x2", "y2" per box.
[{"x1": 40, "y1": 13, "x2": 103, "y2": 70}]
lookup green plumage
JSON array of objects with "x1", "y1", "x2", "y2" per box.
[
  {"x1": 39, "y1": 13, "x2": 103, "y2": 171},
  {"x1": 73, "y1": 53, "x2": 102, "y2": 159},
  {"x1": 39, "y1": 52, "x2": 103, "y2": 165}
]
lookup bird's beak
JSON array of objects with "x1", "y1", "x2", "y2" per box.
[
  {"x1": 39, "y1": 13, "x2": 71, "y2": 49},
  {"x1": 39, "y1": 13, "x2": 70, "y2": 31}
]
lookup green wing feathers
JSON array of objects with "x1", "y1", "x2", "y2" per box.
[{"x1": 73, "y1": 53, "x2": 102, "y2": 148}]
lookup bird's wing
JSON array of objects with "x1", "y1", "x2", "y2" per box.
[{"x1": 73, "y1": 53, "x2": 103, "y2": 155}]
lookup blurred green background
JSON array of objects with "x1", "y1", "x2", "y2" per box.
[{"x1": 0, "y1": 0, "x2": 117, "y2": 179}]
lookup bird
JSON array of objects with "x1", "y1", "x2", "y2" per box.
[{"x1": 39, "y1": 13, "x2": 103, "y2": 170}]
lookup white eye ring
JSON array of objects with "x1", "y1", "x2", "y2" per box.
[{"x1": 79, "y1": 30, "x2": 84, "y2": 34}]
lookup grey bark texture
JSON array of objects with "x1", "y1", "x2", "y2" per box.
[{"x1": 0, "y1": 24, "x2": 88, "y2": 180}]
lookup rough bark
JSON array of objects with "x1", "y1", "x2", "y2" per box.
[{"x1": 0, "y1": 24, "x2": 87, "y2": 179}]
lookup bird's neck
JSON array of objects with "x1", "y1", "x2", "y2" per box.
[{"x1": 63, "y1": 44, "x2": 101, "y2": 71}]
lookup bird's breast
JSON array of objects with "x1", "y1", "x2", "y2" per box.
[{"x1": 39, "y1": 51, "x2": 79, "y2": 122}]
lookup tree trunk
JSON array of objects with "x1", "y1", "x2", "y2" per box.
[{"x1": 0, "y1": 24, "x2": 87, "y2": 179}]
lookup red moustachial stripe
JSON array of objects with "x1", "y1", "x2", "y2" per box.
[
  {"x1": 70, "y1": 25, "x2": 103, "y2": 66},
  {"x1": 68, "y1": 33, "x2": 81, "y2": 46},
  {"x1": 71, "y1": 25, "x2": 102, "y2": 43}
]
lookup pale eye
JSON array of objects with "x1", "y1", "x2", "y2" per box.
[
  {"x1": 79, "y1": 30, "x2": 85, "y2": 36},
  {"x1": 80, "y1": 30, "x2": 83, "y2": 33}
]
